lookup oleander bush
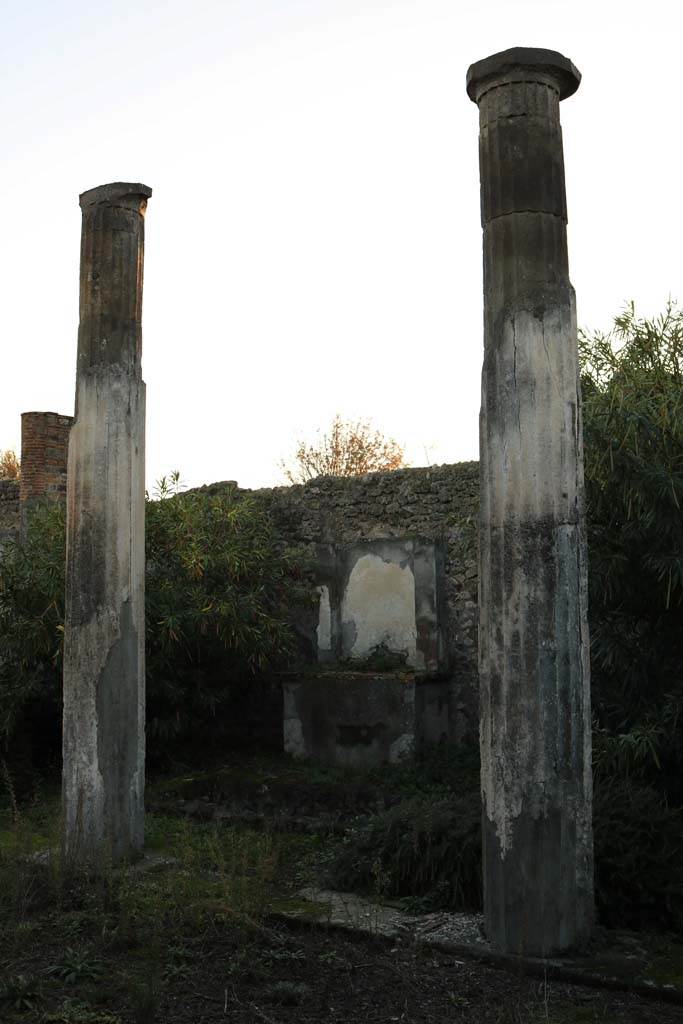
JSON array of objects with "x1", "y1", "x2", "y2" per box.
[
  {"x1": 592, "y1": 774, "x2": 683, "y2": 931},
  {"x1": 0, "y1": 500, "x2": 66, "y2": 790},
  {"x1": 329, "y1": 788, "x2": 482, "y2": 912},
  {"x1": 329, "y1": 748, "x2": 683, "y2": 933},
  {"x1": 0, "y1": 480, "x2": 301, "y2": 788},
  {"x1": 143, "y1": 478, "x2": 300, "y2": 758},
  {"x1": 580, "y1": 303, "x2": 683, "y2": 803}
]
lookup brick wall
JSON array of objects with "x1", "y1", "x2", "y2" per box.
[
  {"x1": 20, "y1": 412, "x2": 73, "y2": 506},
  {"x1": 199, "y1": 462, "x2": 481, "y2": 738}
]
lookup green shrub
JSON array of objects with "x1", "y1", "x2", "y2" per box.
[
  {"x1": 45, "y1": 949, "x2": 105, "y2": 985},
  {"x1": 0, "y1": 501, "x2": 65, "y2": 787},
  {"x1": 0, "y1": 972, "x2": 42, "y2": 1013},
  {"x1": 144, "y1": 479, "x2": 299, "y2": 754},
  {"x1": 0, "y1": 481, "x2": 301, "y2": 783},
  {"x1": 593, "y1": 775, "x2": 683, "y2": 932},
  {"x1": 580, "y1": 303, "x2": 683, "y2": 801},
  {"x1": 330, "y1": 744, "x2": 683, "y2": 933},
  {"x1": 329, "y1": 789, "x2": 482, "y2": 912},
  {"x1": 366, "y1": 740, "x2": 481, "y2": 800}
]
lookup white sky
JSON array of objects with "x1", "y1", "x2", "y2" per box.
[{"x1": 2, "y1": 0, "x2": 681, "y2": 489}]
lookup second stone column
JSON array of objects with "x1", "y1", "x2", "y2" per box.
[{"x1": 467, "y1": 49, "x2": 594, "y2": 955}]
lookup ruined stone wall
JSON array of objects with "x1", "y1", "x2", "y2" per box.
[
  {"x1": 0, "y1": 478, "x2": 20, "y2": 546},
  {"x1": 201, "y1": 462, "x2": 481, "y2": 738}
]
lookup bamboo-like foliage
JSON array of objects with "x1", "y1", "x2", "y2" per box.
[{"x1": 580, "y1": 302, "x2": 683, "y2": 797}]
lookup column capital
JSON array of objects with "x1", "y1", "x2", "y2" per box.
[
  {"x1": 466, "y1": 47, "x2": 581, "y2": 104},
  {"x1": 79, "y1": 182, "x2": 152, "y2": 211},
  {"x1": 76, "y1": 181, "x2": 151, "y2": 375}
]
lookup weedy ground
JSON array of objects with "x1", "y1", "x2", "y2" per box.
[{"x1": 0, "y1": 760, "x2": 682, "y2": 1024}]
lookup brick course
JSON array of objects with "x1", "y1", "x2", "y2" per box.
[{"x1": 20, "y1": 412, "x2": 73, "y2": 506}]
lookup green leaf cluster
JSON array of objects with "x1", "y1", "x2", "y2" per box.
[
  {"x1": 579, "y1": 302, "x2": 683, "y2": 798},
  {"x1": 144, "y1": 482, "x2": 297, "y2": 749},
  {"x1": 329, "y1": 789, "x2": 482, "y2": 912},
  {"x1": 0, "y1": 501, "x2": 66, "y2": 785},
  {"x1": 0, "y1": 482, "x2": 299, "y2": 781}
]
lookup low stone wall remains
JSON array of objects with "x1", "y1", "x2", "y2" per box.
[{"x1": 201, "y1": 462, "x2": 481, "y2": 739}]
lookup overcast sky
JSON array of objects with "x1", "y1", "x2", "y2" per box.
[{"x1": 2, "y1": 0, "x2": 681, "y2": 489}]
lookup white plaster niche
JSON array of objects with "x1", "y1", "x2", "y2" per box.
[{"x1": 340, "y1": 553, "x2": 419, "y2": 667}]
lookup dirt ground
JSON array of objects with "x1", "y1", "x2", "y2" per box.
[
  {"x1": 141, "y1": 922, "x2": 683, "y2": 1024},
  {"x1": 2, "y1": 907, "x2": 683, "y2": 1024},
  {"x1": 2, "y1": 756, "x2": 682, "y2": 1023}
]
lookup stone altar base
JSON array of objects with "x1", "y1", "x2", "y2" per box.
[{"x1": 282, "y1": 671, "x2": 451, "y2": 768}]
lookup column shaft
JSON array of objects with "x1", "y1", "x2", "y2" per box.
[
  {"x1": 467, "y1": 49, "x2": 593, "y2": 955},
  {"x1": 63, "y1": 182, "x2": 151, "y2": 863}
]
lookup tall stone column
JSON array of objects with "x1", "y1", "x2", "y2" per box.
[
  {"x1": 467, "y1": 49, "x2": 593, "y2": 954},
  {"x1": 63, "y1": 182, "x2": 152, "y2": 863}
]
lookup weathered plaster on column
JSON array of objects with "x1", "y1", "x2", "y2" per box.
[
  {"x1": 63, "y1": 182, "x2": 151, "y2": 863},
  {"x1": 467, "y1": 49, "x2": 593, "y2": 955}
]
